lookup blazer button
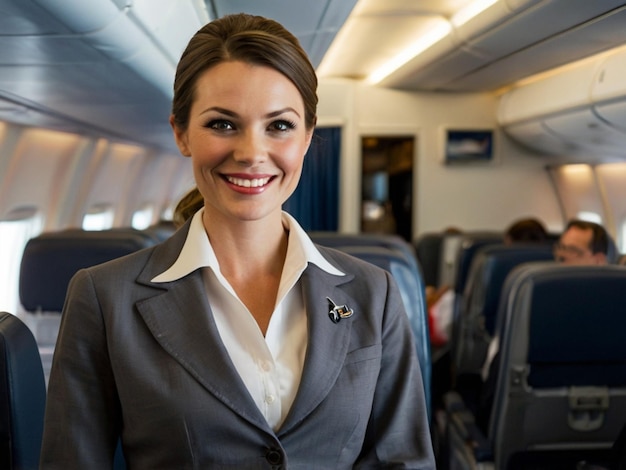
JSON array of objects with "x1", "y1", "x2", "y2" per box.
[{"x1": 265, "y1": 448, "x2": 283, "y2": 465}]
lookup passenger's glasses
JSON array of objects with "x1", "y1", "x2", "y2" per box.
[{"x1": 553, "y1": 242, "x2": 587, "y2": 258}]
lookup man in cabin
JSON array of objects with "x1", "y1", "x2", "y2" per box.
[{"x1": 553, "y1": 219, "x2": 610, "y2": 265}]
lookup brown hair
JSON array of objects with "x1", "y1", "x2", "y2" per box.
[
  {"x1": 171, "y1": 14, "x2": 318, "y2": 225},
  {"x1": 565, "y1": 219, "x2": 609, "y2": 255},
  {"x1": 505, "y1": 218, "x2": 548, "y2": 243}
]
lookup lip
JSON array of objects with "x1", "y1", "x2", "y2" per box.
[{"x1": 223, "y1": 173, "x2": 275, "y2": 194}]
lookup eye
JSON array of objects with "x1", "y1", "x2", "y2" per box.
[
  {"x1": 206, "y1": 119, "x2": 235, "y2": 131},
  {"x1": 269, "y1": 120, "x2": 296, "y2": 132}
]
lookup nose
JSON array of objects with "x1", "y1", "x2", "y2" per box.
[{"x1": 233, "y1": 130, "x2": 266, "y2": 165}]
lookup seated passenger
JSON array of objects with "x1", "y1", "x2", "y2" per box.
[
  {"x1": 553, "y1": 219, "x2": 609, "y2": 265},
  {"x1": 503, "y1": 217, "x2": 548, "y2": 244}
]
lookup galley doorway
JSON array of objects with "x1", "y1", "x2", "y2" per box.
[{"x1": 361, "y1": 136, "x2": 414, "y2": 241}]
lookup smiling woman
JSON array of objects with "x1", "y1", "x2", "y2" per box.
[{"x1": 39, "y1": 13, "x2": 435, "y2": 469}]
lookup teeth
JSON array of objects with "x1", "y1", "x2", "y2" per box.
[{"x1": 226, "y1": 176, "x2": 271, "y2": 188}]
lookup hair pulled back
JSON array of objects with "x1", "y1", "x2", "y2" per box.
[{"x1": 171, "y1": 13, "x2": 318, "y2": 225}]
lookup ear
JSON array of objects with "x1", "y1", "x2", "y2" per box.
[
  {"x1": 169, "y1": 115, "x2": 191, "y2": 157},
  {"x1": 303, "y1": 126, "x2": 315, "y2": 155}
]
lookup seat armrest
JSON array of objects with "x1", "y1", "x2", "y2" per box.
[{"x1": 443, "y1": 391, "x2": 493, "y2": 462}]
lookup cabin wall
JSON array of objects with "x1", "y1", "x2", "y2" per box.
[
  {"x1": 317, "y1": 78, "x2": 564, "y2": 237},
  {"x1": 0, "y1": 122, "x2": 191, "y2": 230}
]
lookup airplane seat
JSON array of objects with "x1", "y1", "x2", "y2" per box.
[
  {"x1": 0, "y1": 311, "x2": 46, "y2": 470},
  {"x1": 142, "y1": 220, "x2": 177, "y2": 242},
  {"x1": 452, "y1": 232, "x2": 504, "y2": 306},
  {"x1": 18, "y1": 228, "x2": 159, "y2": 383},
  {"x1": 308, "y1": 231, "x2": 419, "y2": 273},
  {"x1": 443, "y1": 263, "x2": 626, "y2": 470},
  {"x1": 437, "y1": 232, "x2": 466, "y2": 289},
  {"x1": 338, "y1": 245, "x2": 431, "y2": 421},
  {"x1": 413, "y1": 232, "x2": 443, "y2": 288},
  {"x1": 451, "y1": 245, "x2": 554, "y2": 404},
  {"x1": 428, "y1": 233, "x2": 502, "y2": 423}
]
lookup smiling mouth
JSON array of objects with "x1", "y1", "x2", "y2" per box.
[{"x1": 225, "y1": 175, "x2": 272, "y2": 188}]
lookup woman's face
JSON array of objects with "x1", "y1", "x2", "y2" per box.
[{"x1": 171, "y1": 60, "x2": 313, "y2": 224}]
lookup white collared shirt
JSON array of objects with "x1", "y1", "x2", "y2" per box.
[{"x1": 152, "y1": 209, "x2": 344, "y2": 430}]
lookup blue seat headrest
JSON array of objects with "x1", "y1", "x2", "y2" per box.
[{"x1": 19, "y1": 228, "x2": 157, "y2": 312}]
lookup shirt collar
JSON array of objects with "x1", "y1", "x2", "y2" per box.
[{"x1": 151, "y1": 209, "x2": 344, "y2": 283}]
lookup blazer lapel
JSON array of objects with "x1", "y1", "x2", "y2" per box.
[
  {"x1": 279, "y1": 264, "x2": 356, "y2": 434},
  {"x1": 133, "y1": 226, "x2": 271, "y2": 431}
]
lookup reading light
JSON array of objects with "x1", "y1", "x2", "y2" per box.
[{"x1": 367, "y1": 0, "x2": 500, "y2": 85}]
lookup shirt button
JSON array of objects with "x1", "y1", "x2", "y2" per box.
[
  {"x1": 266, "y1": 394, "x2": 276, "y2": 404},
  {"x1": 261, "y1": 361, "x2": 272, "y2": 372},
  {"x1": 265, "y1": 448, "x2": 283, "y2": 465}
]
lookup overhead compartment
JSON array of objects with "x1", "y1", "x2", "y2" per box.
[
  {"x1": 591, "y1": 48, "x2": 626, "y2": 132},
  {"x1": 497, "y1": 45, "x2": 626, "y2": 160},
  {"x1": 503, "y1": 121, "x2": 574, "y2": 157},
  {"x1": 381, "y1": 0, "x2": 626, "y2": 92},
  {"x1": 380, "y1": 0, "x2": 542, "y2": 90}
]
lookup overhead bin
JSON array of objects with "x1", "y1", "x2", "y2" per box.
[
  {"x1": 592, "y1": 48, "x2": 626, "y2": 132},
  {"x1": 503, "y1": 121, "x2": 575, "y2": 157},
  {"x1": 498, "y1": 45, "x2": 626, "y2": 159},
  {"x1": 381, "y1": 0, "x2": 626, "y2": 92},
  {"x1": 381, "y1": 0, "x2": 543, "y2": 90}
]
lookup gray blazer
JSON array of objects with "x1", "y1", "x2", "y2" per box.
[{"x1": 40, "y1": 220, "x2": 435, "y2": 469}]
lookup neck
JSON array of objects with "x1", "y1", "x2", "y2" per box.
[{"x1": 202, "y1": 208, "x2": 288, "y2": 278}]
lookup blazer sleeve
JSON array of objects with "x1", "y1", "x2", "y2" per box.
[
  {"x1": 40, "y1": 268, "x2": 121, "y2": 468},
  {"x1": 356, "y1": 271, "x2": 435, "y2": 469}
]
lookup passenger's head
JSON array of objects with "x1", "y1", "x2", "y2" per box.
[
  {"x1": 170, "y1": 13, "x2": 318, "y2": 226},
  {"x1": 554, "y1": 219, "x2": 609, "y2": 265},
  {"x1": 504, "y1": 218, "x2": 548, "y2": 244}
]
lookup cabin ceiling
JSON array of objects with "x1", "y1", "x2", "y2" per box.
[{"x1": 0, "y1": 0, "x2": 625, "y2": 153}]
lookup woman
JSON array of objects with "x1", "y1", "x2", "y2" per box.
[{"x1": 40, "y1": 13, "x2": 434, "y2": 468}]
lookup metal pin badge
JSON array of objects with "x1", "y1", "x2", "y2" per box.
[{"x1": 327, "y1": 297, "x2": 354, "y2": 324}]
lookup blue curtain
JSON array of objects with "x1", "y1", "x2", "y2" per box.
[{"x1": 283, "y1": 127, "x2": 341, "y2": 231}]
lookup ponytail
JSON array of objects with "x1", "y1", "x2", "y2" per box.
[{"x1": 173, "y1": 187, "x2": 204, "y2": 227}]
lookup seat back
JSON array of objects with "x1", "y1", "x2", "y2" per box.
[
  {"x1": 453, "y1": 244, "x2": 554, "y2": 376},
  {"x1": 308, "y1": 231, "x2": 419, "y2": 273},
  {"x1": 0, "y1": 312, "x2": 46, "y2": 470},
  {"x1": 19, "y1": 228, "x2": 158, "y2": 313},
  {"x1": 18, "y1": 228, "x2": 159, "y2": 383},
  {"x1": 491, "y1": 264, "x2": 626, "y2": 469},
  {"x1": 338, "y1": 245, "x2": 431, "y2": 418},
  {"x1": 414, "y1": 232, "x2": 443, "y2": 287},
  {"x1": 452, "y1": 232, "x2": 504, "y2": 298}
]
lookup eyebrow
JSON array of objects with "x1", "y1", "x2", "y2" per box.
[{"x1": 199, "y1": 106, "x2": 301, "y2": 119}]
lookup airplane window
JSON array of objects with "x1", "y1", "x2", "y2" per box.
[
  {"x1": 0, "y1": 208, "x2": 43, "y2": 314},
  {"x1": 620, "y1": 221, "x2": 626, "y2": 253},
  {"x1": 576, "y1": 211, "x2": 602, "y2": 224},
  {"x1": 161, "y1": 204, "x2": 174, "y2": 222},
  {"x1": 131, "y1": 204, "x2": 155, "y2": 230},
  {"x1": 82, "y1": 205, "x2": 114, "y2": 231}
]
